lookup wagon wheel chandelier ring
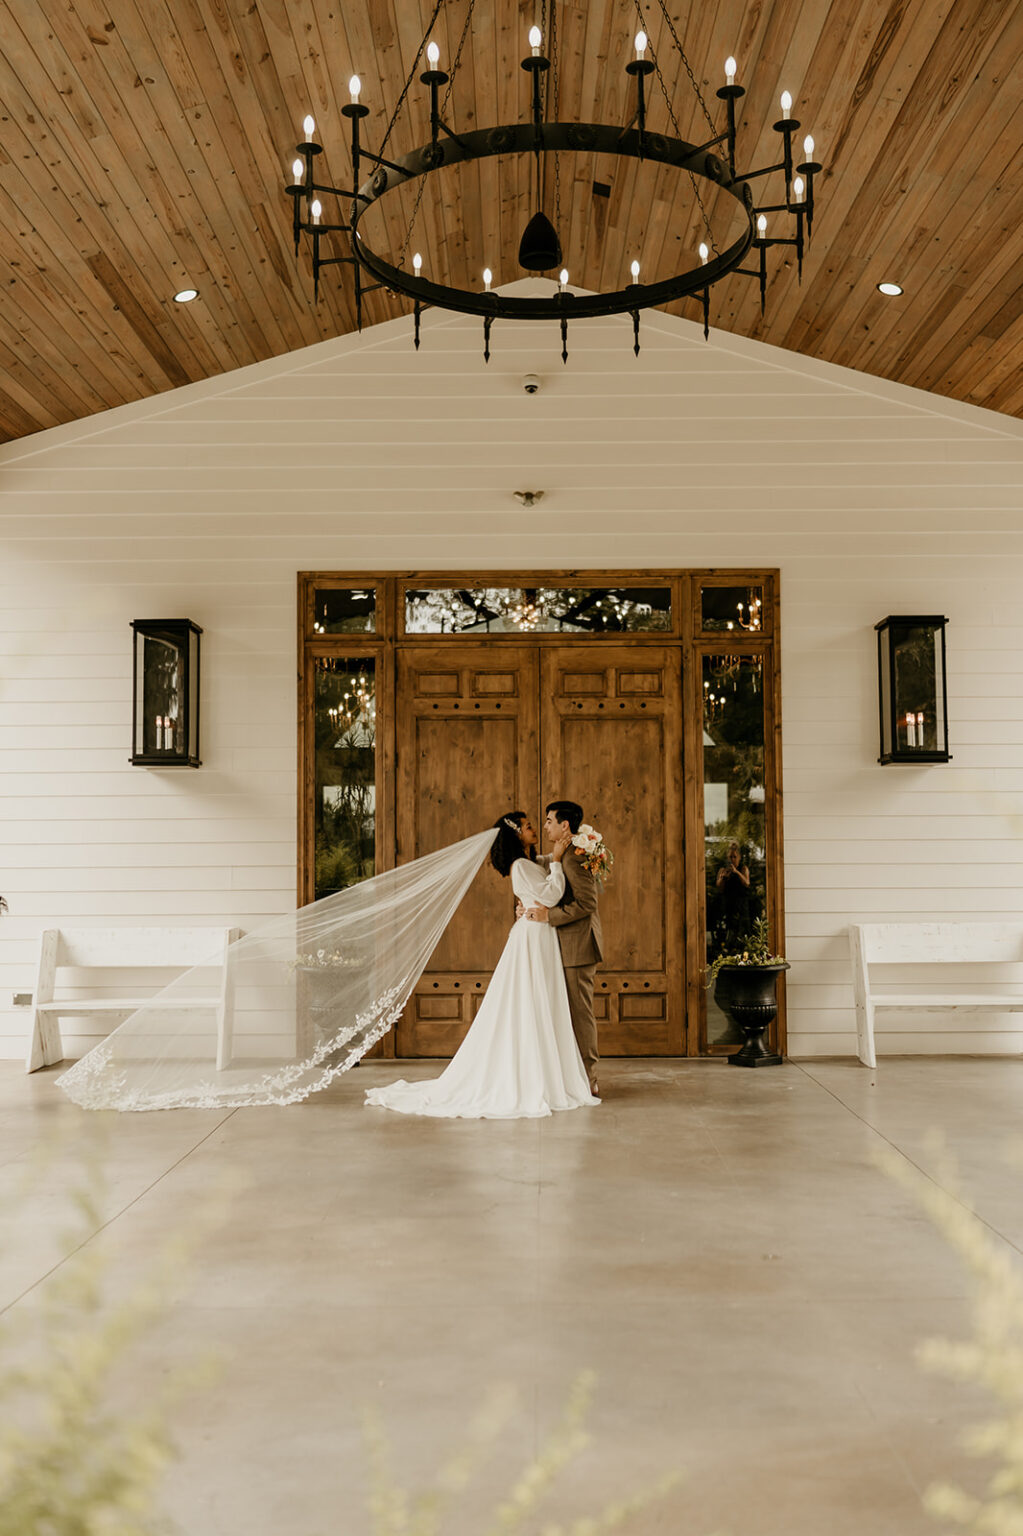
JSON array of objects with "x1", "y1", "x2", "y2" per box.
[{"x1": 284, "y1": 0, "x2": 824, "y2": 361}]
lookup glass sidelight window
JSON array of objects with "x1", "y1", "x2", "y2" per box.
[
  {"x1": 702, "y1": 653, "x2": 767, "y2": 1045},
  {"x1": 313, "y1": 657, "x2": 376, "y2": 899}
]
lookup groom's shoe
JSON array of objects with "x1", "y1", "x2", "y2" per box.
[{"x1": 589, "y1": 1078, "x2": 599, "y2": 1097}]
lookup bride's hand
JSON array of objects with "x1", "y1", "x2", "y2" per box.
[{"x1": 552, "y1": 833, "x2": 574, "y2": 860}]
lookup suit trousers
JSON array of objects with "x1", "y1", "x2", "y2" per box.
[{"x1": 564, "y1": 962, "x2": 599, "y2": 1080}]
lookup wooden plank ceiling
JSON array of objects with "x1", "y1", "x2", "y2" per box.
[{"x1": 0, "y1": 0, "x2": 1021, "y2": 444}]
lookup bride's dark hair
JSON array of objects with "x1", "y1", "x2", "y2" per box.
[{"x1": 491, "y1": 811, "x2": 533, "y2": 877}]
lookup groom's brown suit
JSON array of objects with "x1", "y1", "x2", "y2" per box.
[{"x1": 537, "y1": 852, "x2": 603, "y2": 1082}]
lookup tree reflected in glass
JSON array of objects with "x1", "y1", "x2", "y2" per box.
[{"x1": 702, "y1": 654, "x2": 767, "y2": 1045}]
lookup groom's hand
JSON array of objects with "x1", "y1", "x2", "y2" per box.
[
  {"x1": 526, "y1": 905, "x2": 549, "y2": 923},
  {"x1": 515, "y1": 900, "x2": 525, "y2": 918}
]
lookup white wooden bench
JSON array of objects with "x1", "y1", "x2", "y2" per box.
[
  {"x1": 26, "y1": 927, "x2": 241, "y2": 1074},
  {"x1": 848, "y1": 922, "x2": 1023, "y2": 1068}
]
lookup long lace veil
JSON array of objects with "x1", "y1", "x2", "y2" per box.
[{"x1": 58, "y1": 828, "x2": 499, "y2": 1112}]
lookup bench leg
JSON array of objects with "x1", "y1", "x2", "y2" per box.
[
  {"x1": 26, "y1": 1011, "x2": 64, "y2": 1073},
  {"x1": 854, "y1": 997, "x2": 877, "y2": 1069}
]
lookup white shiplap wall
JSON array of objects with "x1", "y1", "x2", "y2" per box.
[{"x1": 2, "y1": 286, "x2": 1022, "y2": 1059}]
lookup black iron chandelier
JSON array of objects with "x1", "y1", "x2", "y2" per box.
[{"x1": 284, "y1": 0, "x2": 824, "y2": 361}]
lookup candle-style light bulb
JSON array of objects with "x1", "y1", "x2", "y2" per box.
[
  {"x1": 349, "y1": 75, "x2": 361, "y2": 103},
  {"x1": 793, "y1": 176, "x2": 805, "y2": 203},
  {"x1": 426, "y1": 40, "x2": 440, "y2": 67},
  {"x1": 559, "y1": 268, "x2": 568, "y2": 289},
  {"x1": 630, "y1": 259, "x2": 640, "y2": 280},
  {"x1": 291, "y1": 158, "x2": 303, "y2": 182},
  {"x1": 483, "y1": 267, "x2": 492, "y2": 291},
  {"x1": 724, "y1": 55, "x2": 737, "y2": 85},
  {"x1": 634, "y1": 30, "x2": 647, "y2": 59},
  {"x1": 803, "y1": 134, "x2": 815, "y2": 158},
  {"x1": 529, "y1": 24, "x2": 542, "y2": 55},
  {"x1": 413, "y1": 251, "x2": 423, "y2": 275},
  {"x1": 303, "y1": 114, "x2": 315, "y2": 139},
  {"x1": 310, "y1": 198, "x2": 322, "y2": 224},
  {"x1": 699, "y1": 241, "x2": 709, "y2": 265},
  {"x1": 757, "y1": 214, "x2": 767, "y2": 239},
  {"x1": 780, "y1": 90, "x2": 792, "y2": 118}
]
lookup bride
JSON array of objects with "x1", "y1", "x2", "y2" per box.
[{"x1": 364, "y1": 812, "x2": 600, "y2": 1120}]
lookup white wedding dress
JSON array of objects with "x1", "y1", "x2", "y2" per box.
[{"x1": 364, "y1": 857, "x2": 599, "y2": 1119}]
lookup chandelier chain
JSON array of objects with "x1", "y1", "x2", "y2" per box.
[
  {"x1": 379, "y1": 0, "x2": 445, "y2": 157},
  {"x1": 397, "y1": 0, "x2": 478, "y2": 270},
  {"x1": 630, "y1": 0, "x2": 719, "y2": 257},
  {"x1": 649, "y1": 0, "x2": 717, "y2": 137},
  {"x1": 548, "y1": 0, "x2": 562, "y2": 237}
]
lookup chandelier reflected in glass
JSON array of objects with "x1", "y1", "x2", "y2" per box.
[{"x1": 284, "y1": 0, "x2": 824, "y2": 361}]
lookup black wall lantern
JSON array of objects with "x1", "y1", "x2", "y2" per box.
[
  {"x1": 875, "y1": 615, "x2": 950, "y2": 764},
  {"x1": 130, "y1": 619, "x2": 202, "y2": 767}
]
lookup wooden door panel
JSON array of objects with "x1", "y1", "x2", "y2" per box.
[
  {"x1": 395, "y1": 646, "x2": 539, "y2": 1055},
  {"x1": 541, "y1": 647, "x2": 684, "y2": 1055}
]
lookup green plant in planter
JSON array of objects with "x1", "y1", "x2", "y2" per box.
[{"x1": 705, "y1": 914, "x2": 786, "y2": 986}]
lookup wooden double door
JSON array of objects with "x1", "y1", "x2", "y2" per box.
[{"x1": 394, "y1": 643, "x2": 684, "y2": 1057}]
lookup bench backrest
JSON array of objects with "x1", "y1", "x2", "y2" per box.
[
  {"x1": 52, "y1": 928, "x2": 234, "y2": 969},
  {"x1": 856, "y1": 923, "x2": 1023, "y2": 966}
]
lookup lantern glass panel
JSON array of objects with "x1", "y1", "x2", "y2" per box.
[
  {"x1": 891, "y1": 622, "x2": 945, "y2": 755},
  {"x1": 700, "y1": 584, "x2": 764, "y2": 634},
  {"x1": 135, "y1": 627, "x2": 186, "y2": 758}
]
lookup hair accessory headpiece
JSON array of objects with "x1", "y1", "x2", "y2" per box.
[{"x1": 502, "y1": 816, "x2": 520, "y2": 832}]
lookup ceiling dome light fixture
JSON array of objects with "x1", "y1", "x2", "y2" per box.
[
  {"x1": 173, "y1": 288, "x2": 199, "y2": 303},
  {"x1": 284, "y1": 0, "x2": 825, "y2": 363},
  {"x1": 877, "y1": 281, "x2": 904, "y2": 296}
]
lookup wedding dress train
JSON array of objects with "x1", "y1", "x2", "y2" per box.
[{"x1": 364, "y1": 857, "x2": 599, "y2": 1120}]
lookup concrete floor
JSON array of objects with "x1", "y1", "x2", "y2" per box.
[{"x1": 1, "y1": 1056, "x2": 1019, "y2": 1535}]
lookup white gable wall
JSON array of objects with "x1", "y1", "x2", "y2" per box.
[{"x1": 2, "y1": 295, "x2": 1022, "y2": 1061}]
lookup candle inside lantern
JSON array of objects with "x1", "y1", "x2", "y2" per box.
[
  {"x1": 905, "y1": 711, "x2": 917, "y2": 748},
  {"x1": 725, "y1": 55, "x2": 737, "y2": 86}
]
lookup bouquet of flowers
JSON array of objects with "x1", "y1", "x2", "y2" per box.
[{"x1": 570, "y1": 824, "x2": 614, "y2": 887}]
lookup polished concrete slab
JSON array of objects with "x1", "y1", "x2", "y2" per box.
[{"x1": 1, "y1": 1057, "x2": 1019, "y2": 1534}]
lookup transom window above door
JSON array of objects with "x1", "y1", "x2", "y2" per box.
[{"x1": 403, "y1": 585, "x2": 673, "y2": 636}]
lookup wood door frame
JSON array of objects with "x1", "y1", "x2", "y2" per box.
[{"x1": 297, "y1": 568, "x2": 784, "y2": 1057}]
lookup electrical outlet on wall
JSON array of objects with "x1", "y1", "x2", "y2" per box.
[{"x1": 12, "y1": 993, "x2": 32, "y2": 1007}]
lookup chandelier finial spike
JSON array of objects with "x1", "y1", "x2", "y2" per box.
[
  {"x1": 561, "y1": 315, "x2": 568, "y2": 365},
  {"x1": 483, "y1": 315, "x2": 492, "y2": 364},
  {"x1": 632, "y1": 309, "x2": 641, "y2": 357}
]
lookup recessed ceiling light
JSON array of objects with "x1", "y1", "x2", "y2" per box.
[
  {"x1": 173, "y1": 288, "x2": 199, "y2": 303},
  {"x1": 877, "y1": 281, "x2": 903, "y2": 296}
]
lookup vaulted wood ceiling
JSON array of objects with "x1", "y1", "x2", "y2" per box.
[{"x1": 1, "y1": 0, "x2": 1020, "y2": 445}]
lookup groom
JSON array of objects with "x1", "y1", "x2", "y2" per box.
[{"x1": 524, "y1": 799, "x2": 604, "y2": 1096}]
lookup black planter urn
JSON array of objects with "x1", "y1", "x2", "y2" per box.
[{"x1": 713, "y1": 962, "x2": 789, "y2": 1068}]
